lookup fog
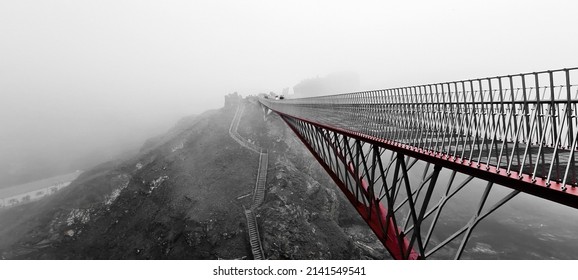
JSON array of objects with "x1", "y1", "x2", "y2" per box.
[{"x1": 1, "y1": 0, "x2": 578, "y2": 187}]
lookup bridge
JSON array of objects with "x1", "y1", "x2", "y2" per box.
[{"x1": 258, "y1": 67, "x2": 578, "y2": 259}]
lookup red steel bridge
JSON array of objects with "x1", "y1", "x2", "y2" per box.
[{"x1": 258, "y1": 67, "x2": 578, "y2": 260}]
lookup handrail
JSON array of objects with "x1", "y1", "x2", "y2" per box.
[{"x1": 261, "y1": 67, "x2": 578, "y2": 189}]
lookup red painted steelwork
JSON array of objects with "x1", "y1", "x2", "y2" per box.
[
  {"x1": 280, "y1": 115, "x2": 419, "y2": 260},
  {"x1": 348, "y1": 162, "x2": 420, "y2": 260}
]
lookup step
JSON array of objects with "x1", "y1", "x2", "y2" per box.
[{"x1": 244, "y1": 209, "x2": 264, "y2": 260}]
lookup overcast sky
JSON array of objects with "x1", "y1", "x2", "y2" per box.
[{"x1": 1, "y1": 0, "x2": 578, "y2": 178}]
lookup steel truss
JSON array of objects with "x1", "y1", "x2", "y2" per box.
[{"x1": 281, "y1": 115, "x2": 520, "y2": 259}]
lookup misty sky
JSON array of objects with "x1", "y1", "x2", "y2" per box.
[{"x1": 1, "y1": 1, "x2": 578, "y2": 181}]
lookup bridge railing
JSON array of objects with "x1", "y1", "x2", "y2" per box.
[{"x1": 261, "y1": 67, "x2": 578, "y2": 189}]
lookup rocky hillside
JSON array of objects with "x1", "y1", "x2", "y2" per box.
[{"x1": 0, "y1": 96, "x2": 386, "y2": 260}]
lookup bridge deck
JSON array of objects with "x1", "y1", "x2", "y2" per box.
[{"x1": 259, "y1": 67, "x2": 578, "y2": 208}]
